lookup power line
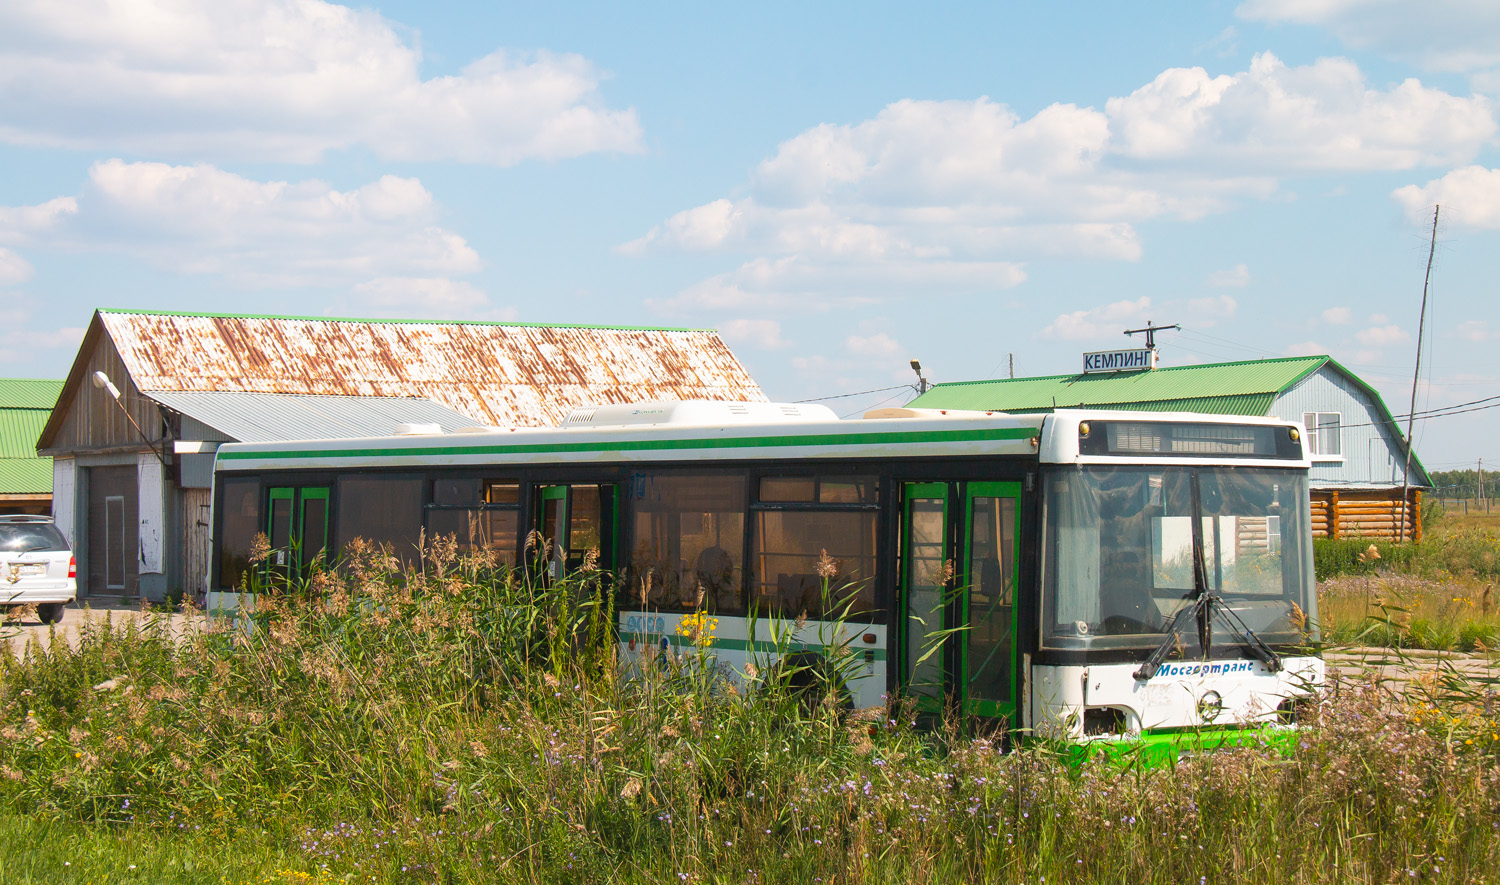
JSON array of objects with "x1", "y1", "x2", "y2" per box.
[
  {"x1": 1338, "y1": 391, "x2": 1500, "y2": 430},
  {"x1": 795, "y1": 384, "x2": 914, "y2": 403},
  {"x1": 840, "y1": 389, "x2": 914, "y2": 419}
]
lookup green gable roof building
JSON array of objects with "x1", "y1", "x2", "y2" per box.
[
  {"x1": 910, "y1": 355, "x2": 1429, "y2": 539},
  {"x1": 0, "y1": 379, "x2": 65, "y2": 515}
]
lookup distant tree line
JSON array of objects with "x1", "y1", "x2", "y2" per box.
[{"x1": 1430, "y1": 468, "x2": 1500, "y2": 499}]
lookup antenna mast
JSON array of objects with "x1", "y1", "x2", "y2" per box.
[
  {"x1": 1123, "y1": 319, "x2": 1181, "y2": 351},
  {"x1": 1399, "y1": 205, "x2": 1439, "y2": 542}
]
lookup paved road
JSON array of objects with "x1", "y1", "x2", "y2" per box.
[
  {"x1": 1325, "y1": 646, "x2": 1500, "y2": 692},
  {"x1": 3, "y1": 601, "x2": 203, "y2": 657}
]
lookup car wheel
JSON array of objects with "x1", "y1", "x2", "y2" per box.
[{"x1": 36, "y1": 603, "x2": 65, "y2": 625}]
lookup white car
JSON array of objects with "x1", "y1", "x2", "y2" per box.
[{"x1": 0, "y1": 515, "x2": 76, "y2": 624}]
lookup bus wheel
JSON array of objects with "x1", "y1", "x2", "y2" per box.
[{"x1": 769, "y1": 651, "x2": 852, "y2": 715}]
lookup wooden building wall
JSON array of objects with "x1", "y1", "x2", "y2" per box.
[
  {"x1": 1310, "y1": 489, "x2": 1422, "y2": 542},
  {"x1": 42, "y1": 331, "x2": 168, "y2": 456}
]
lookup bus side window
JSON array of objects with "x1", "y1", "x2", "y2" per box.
[{"x1": 625, "y1": 473, "x2": 746, "y2": 614}]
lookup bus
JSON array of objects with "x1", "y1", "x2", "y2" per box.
[{"x1": 208, "y1": 401, "x2": 1323, "y2": 743}]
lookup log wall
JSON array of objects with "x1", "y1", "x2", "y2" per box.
[{"x1": 1310, "y1": 488, "x2": 1422, "y2": 542}]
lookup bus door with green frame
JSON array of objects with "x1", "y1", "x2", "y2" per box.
[
  {"x1": 266, "y1": 485, "x2": 330, "y2": 584},
  {"x1": 898, "y1": 481, "x2": 1022, "y2": 719},
  {"x1": 960, "y1": 482, "x2": 1021, "y2": 719},
  {"x1": 533, "y1": 483, "x2": 617, "y2": 582}
]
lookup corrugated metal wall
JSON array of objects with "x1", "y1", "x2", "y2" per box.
[{"x1": 1271, "y1": 368, "x2": 1415, "y2": 488}]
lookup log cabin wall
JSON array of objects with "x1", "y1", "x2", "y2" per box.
[{"x1": 1310, "y1": 489, "x2": 1422, "y2": 542}]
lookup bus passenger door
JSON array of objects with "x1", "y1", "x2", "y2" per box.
[
  {"x1": 533, "y1": 484, "x2": 615, "y2": 581},
  {"x1": 899, "y1": 483, "x2": 950, "y2": 713},
  {"x1": 960, "y1": 482, "x2": 1021, "y2": 719},
  {"x1": 898, "y1": 481, "x2": 1021, "y2": 721},
  {"x1": 266, "y1": 485, "x2": 330, "y2": 584}
]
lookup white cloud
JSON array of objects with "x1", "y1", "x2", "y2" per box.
[
  {"x1": 1185, "y1": 295, "x2": 1239, "y2": 327},
  {"x1": 1238, "y1": 0, "x2": 1500, "y2": 73},
  {"x1": 1393, "y1": 166, "x2": 1500, "y2": 228},
  {"x1": 1321, "y1": 306, "x2": 1353, "y2": 324},
  {"x1": 719, "y1": 318, "x2": 791, "y2": 350},
  {"x1": 845, "y1": 332, "x2": 902, "y2": 358},
  {"x1": 348, "y1": 277, "x2": 499, "y2": 319},
  {"x1": 1107, "y1": 53, "x2": 1494, "y2": 170},
  {"x1": 1355, "y1": 323, "x2": 1411, "y2": 346},
  {"x1": 1453, "y1": 319, "x2": 1493, "y2": 341},
  {"x1": 0, "y1": 161, "x2": 490, "y2": 301},
  {"x1": 1206, "y1": 264, "x2": 1250, "y2": 287},
  {"x1": 1041, "y1": 297, "x2": 1153, "y2": 341},
  {"x1": 0, "y1": 197, "x2": 77, "y2": 243},
  {"x1": 1284, "y1": 340, "x2": 1327, "y2": 356},
  {"x1": 0, "y1": 0, "x2": 641, "y2": 165},
  {"x1": 1196, "y1": 26, "x2": 1240, "y2": 59},
  {"x1": 633, "y1": 54, "x2": 1491, "y2": 317},
  {"x1": 0, "y1": 294, "x2": 86, "y2": 364},
  {"x1": 649, "y1": 255, "x2": 1027, "y2": 316},
  {"x1": 0, "y1": 248, "x2": 32, "y2": 286}
]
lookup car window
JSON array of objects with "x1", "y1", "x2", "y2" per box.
[{"x1": 0, "y1": 524, "x2": 69, "y2": 553}]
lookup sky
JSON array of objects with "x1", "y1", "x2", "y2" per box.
[{"x1": 1, "y1": 0, "x2": 1497, "y2": 475}]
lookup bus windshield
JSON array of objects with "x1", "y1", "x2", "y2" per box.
[{"x1": 1041, "y1": 465, "x2": 1317, "y2": 652}]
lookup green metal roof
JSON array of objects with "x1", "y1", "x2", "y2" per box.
[
  {"x1": 0, "y1": 409, "x2": 50, "y2": 459},
  {"x1": 0, "y1": 379, "x2": 63, "y2": 496},
  {"x1": 909, "y1": 356, "x2": 1327, "y2": 413},
  {"x1": 0, "y1": 378, "x2": 64, "y2": 411},
  {"x1": 911, "y1": 355, "x2": 1430, "y2": 486},
  {"x1": 0, "y1": 457, "x2": 52, "y2": 495}
]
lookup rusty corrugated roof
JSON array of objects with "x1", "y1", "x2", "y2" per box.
[{"x1": 86, "y1": 310, "x2": 765, "y2": 430}]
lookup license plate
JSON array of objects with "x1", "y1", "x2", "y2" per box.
[{"x1": 7, "y1": 564, "x2": 45, "y2": 577}]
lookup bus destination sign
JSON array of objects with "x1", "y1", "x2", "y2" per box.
[{"x1": 1082, "y1": 348, "x2": 1156, "y2": 373}]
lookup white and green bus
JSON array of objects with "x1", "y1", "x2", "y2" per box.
[{"x1": 209, "y1": 401, "x2": 1322, "y2": 741}]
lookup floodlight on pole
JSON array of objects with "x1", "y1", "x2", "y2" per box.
[
  {"x1": 91, "y1": 370, "x2": 121, "y2": 400},
  {"x1": 92, "y1": 370, "x2": 168, "y2": 469},
  {"x1": 910, "y1": 359, "x2": 929, "y2": 395}
]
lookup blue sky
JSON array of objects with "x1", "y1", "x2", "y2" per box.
[{"x1": 1, "y1": 0, "x2": 1497, "y2": 474}]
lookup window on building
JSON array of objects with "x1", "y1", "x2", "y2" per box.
[
  {"x1": 626, "y1": 473, "x2": 746, "y2": 613},
  {"x1": 1302, "y1": 412, "x2": 1342, "y2": 457},
  {"x1": 424, "y1": 478, "x2": 521, "y2": 567},
  {"x1": 751, "y1": 475, "x2": 879, "y2": 619}
]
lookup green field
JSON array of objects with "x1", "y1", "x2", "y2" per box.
[
  {"x1": 1317, "y1": 508, "x2": 1500, "y2": 652},
  {"x1": 0, "y1": 541, "x2": 1494, "y2": 884}
]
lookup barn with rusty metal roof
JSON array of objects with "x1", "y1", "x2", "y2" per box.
[{"x1": 38, "y1": 309, "x2": 766, "y2": 602}]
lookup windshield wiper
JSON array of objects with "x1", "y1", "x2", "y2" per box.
[
  {"x1": 1133, "y1": 594, "x2": 1208, "y2": 681},
  {"x1": 1209, "y1": 598, "x2": 1283, "y2": 673},
  {"x1": 1132, "y1": 594, "x2": 1284, "y2": 680},
  {"x1": 1134, "y1": 478, "x2": 1282, "y2": 680}
]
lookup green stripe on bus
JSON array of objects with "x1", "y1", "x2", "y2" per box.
[
  {"x1": 623, "y1": 633, "x2": 887, "y2": 661},
  {"x1": 218, "y1": 426, "x2": 1036, "y2": 462}
]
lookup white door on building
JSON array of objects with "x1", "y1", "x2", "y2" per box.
[{"x1": 1370, "y1": 439, "x2": 1394, "y2": 483}]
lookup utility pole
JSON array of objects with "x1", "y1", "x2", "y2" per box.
[
  {"x1": 1008, "y1": 353, "x2": 1014, "y2": 379},
  {"x1": 1481, "y1": 458, "x2": 1487, "y2": 514},
  {"x1": 1400, "y1": 205, "x2": 1438, "y2": 540}
]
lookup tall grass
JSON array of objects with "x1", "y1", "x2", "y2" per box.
[
  {"x1": 1316, "y1": 516, "x2": 1500, "y2": 650},
  {"x1": 0, "y1": 538, "x2": 1496, "y2": 883}
]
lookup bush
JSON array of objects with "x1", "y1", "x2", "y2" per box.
[{"x1": 1313, "y1": 537, "x2": 1418, "y2": 580}]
